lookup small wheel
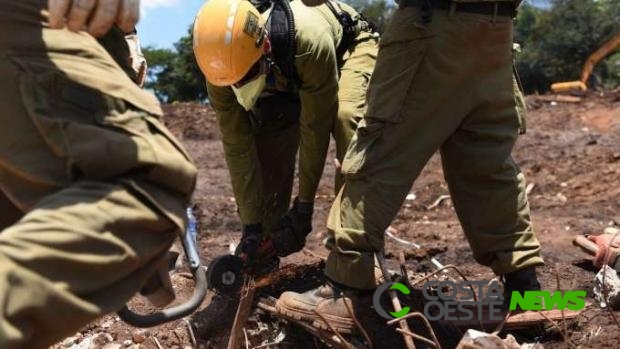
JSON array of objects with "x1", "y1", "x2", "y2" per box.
[{"x1": 206, "y1": 255, "x2": 244, "y2": 294}]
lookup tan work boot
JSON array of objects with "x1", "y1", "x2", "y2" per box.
[{"x1": 276, "y1": 283, "x2": 357, "y2": 333}]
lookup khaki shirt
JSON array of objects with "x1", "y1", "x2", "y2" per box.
[{"x1": 207, "y1": 0, "x2": 368, "y2": 223}]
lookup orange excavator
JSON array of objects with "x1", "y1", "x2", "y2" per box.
[{"x1": 551, "y1": 32, "x2": 620, "y2": 93}]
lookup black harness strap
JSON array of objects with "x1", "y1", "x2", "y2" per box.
[{"x1": 251, "y1": 0, "x2": 300, "y2": 93}]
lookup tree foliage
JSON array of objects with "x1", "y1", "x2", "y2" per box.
[
  {"x1": 345, "y1": 0, "x2": 395, "y2": 34},
  {"x1": 515, "y1": 0, "x2": 620, "y2": 92},
  {"x1": 143, "y1": 29, "x2": 206, "y2": 102},
  {"x1": 142, "y1": 1, "x2": 395, "y2": 102},
  {"x1": 143, "y1": 0, "x2": 620, "y2": 100}
]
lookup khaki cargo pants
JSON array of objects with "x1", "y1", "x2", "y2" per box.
[
  {"x1": 208, "y1": 37, "x2": 377, "y2": 233},
  {"x1": 326, "y1": 7, "x2": 544, "y2": 290},
  {"x1": 0, "y1": 1, "x2": 197, "y2": 347}
]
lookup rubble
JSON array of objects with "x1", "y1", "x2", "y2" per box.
[
  {"x1": 535, "y1": 95, "x2": 583, "y2": 104},
  {"x1": 101, "y1": 344, "x2": 122, "y2": 349},
  {"x1": 593, "y1": 265, "x2": 620, "y2": 309},
  {"x1": 131, "y1": 330, "x2": 148, "y2": 344},
  {"x1": 62, "y1": 335, "x2": 82, "y2": 348},
  {"x1": 456, "y1": 330, "x2": 543, "y2": 349}
]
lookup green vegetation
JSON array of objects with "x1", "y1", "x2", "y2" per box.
[
  {"x1": 143, "y1": 0, "x2": 620, "y2": 101},
  {"x1": 515, "y1": 0, "x2": 620, "y2": 93},
  {"x1": 347, "y1": 0, "x2": 394, "y2": 33},
  {"x1": 143, "y1": 29, "x2": 206, "y2": 102}
]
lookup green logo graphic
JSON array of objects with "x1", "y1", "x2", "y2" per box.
[
  {"x1": 373, "y1": 280, "x2": 588, "y2": 321},
  {"x1": 389, "y1": 283, "x2": 411, "y2": 318},
  {"x1": 373, "y1": 282, "x2": 412, "y2": 320},
  {"x1": 509, "y1": 290, "x2": 587, "y2": 311}
]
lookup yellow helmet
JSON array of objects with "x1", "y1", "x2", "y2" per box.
[{"x1": 193, "y1": 0, "x2": 267, "y2": 86}]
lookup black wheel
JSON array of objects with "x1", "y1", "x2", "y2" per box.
[{"x1": 206, "y1": 255, "x2": 244, "y2": 294}]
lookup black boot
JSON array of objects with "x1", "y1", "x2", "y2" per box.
[
  {"x1": 502, "y1": 266, "x2": 541, "y2": 310},
  {"x1": 235, "y1": 223, "x2": 262, "y2": 259},
  {"x1": 271, "y1": 198, "x2": 314, "y2": 257}
]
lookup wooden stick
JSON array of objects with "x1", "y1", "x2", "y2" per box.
[
  {"x1": 376, "y1": 253, "x2": 416, "y2": 349},
  {"x1": 228, "y1": 277, "x2": 256, "y2": 349}
]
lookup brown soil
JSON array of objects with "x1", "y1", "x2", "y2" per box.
[{"x1": 52, "y1": 91, "x2": 620, "y2": 349}]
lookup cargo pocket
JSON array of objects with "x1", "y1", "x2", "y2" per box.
[
  {"x1": 17, "y1": 69, "x2": 131, "y2": 179},
  {"x1": 341, "y1": 8, "x2": 432, "y2": 178},
  {"x1": 17, "y1": 66, "x2": 196, "y2": 198},
  {"x1": 339, "y1": 68, "x2": 371, "y2": 106},
  {"x1": 339, "y1": 38, "x2": 376, "y2": 108},
  {"x1": 340, "y1": 119, "x2": 384, "y2": 178},
  {"x1": 364, "y1": 7, "x2": 432, "y2": 124}
]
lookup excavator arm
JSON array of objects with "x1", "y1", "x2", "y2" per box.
[
  {"x1": 551, "y1": 32, "x2": 620, "y2": 93},
  {"x1": 580, "y1": 33, "x2": 620, "y2": 85}
]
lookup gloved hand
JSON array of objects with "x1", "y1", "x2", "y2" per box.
[
  {"x1": 271, "y1": 198, "x2": 313, "y2": 257},
  {"x1": 235, "y1": 224, "x2": 262, "y2": 261},
  {"x1": 48, "y1": 0, "x2": 140, "y2": 37},
  {"x1": 588, "y1": 229, "x2": 620, "y2": 268},
  {"x1": 125, "y1": 32, "x2": 148, "y2": 87}
]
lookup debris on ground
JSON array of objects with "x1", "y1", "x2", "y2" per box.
[
  {"x1": 534, "y1": 95, "x2": 584, "y2": 104},
  {"x1": 594, "y1": 265, "x2": 620, "y2": 309},
  {"x1": 51, "y1": 94, "x2": 620, "y2": 348},
  {"x1": 456, "y1": 330, "x2": 544, "y2": 349}
]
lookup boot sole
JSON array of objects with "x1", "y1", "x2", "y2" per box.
[{"x1": 275, "y1": 301, "x2": 354, "y2": 334}]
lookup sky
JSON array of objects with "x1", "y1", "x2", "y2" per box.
[
  {"x1": 137, "y1": 0, "x2": 206, "y2": 49},
  {"x1": 136, "y1": 0, "x2": 551, "y2": 49}
]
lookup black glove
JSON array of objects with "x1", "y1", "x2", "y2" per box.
[
  {"x1": 235, "y1": 224, "x2": 262, "y2": 261},
  {"x1": 271, "y1": 198, "x2": 313, "y2": 257}
]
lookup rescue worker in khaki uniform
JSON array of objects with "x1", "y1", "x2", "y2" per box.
[
  {"x1": 193, "y1": 0, "x2": 377, "y2": 264},
  {"x1": 276, "y1": 0, "x2": 544, "y2": 332},
  {"x1": 0, "y1": 0, "x2": 197, "y2": 347}
]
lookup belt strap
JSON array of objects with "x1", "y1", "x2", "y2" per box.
[{"x1": 399, "y1": 0, "x2": 516, "y2": 18}]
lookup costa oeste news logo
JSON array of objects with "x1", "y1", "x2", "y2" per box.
[{"x1": 373, "y1": 280, "x2": 586, "y2": 321}]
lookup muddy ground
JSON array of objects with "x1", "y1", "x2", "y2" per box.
[{"x1": 53, "y1": 91, "x2": 620, "y2": 349}]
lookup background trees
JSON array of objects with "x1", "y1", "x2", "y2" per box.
[
  {"x1": 515, "y1": 0, "x2": 620, "y2": 92},
  {"x1": 143, "y1": 0, "x2": 620, "y2": 101},
  {"x1": 143, "y1": 30, "x2": 207, "y2": 102}
]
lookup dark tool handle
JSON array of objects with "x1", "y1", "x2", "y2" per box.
[
  {"x1": 573, "y1": 235, "x2": 598, "y2": 255},
  {"x1": 118, "y1": 266, "x2": 207, "y2": 327}
]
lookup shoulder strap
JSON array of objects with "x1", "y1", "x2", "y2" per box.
[
  {"x1": 250, "y1": 0, "x2": 272, "y2": 12},
  {"x1": 267, "y1": 0, "x2": 300, "y2": 90},
  {"x1": 251, "y1": 0, "x2": 300, "y2": 93},
  {"x1": 324, "y1": 0, "x2": 374, "y2": 64}
]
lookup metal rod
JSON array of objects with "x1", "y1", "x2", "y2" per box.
[
  {"x1": 385, "y1": 228, "x2": 445, "y2": 270},
  {"x1": 376, "y1": 252, "x2": 416, "y2": 349}
]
